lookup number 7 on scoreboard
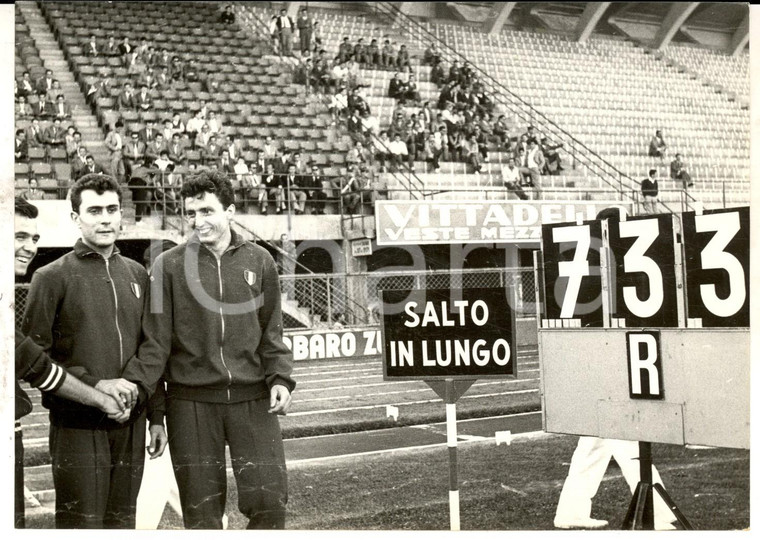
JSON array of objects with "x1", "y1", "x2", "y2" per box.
[{"x1": 541, "y1": 220, "x2": 604, "y2": 327}]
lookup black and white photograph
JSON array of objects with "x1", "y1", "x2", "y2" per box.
[{"x1": 6, "y1": 0, "x2": 754, "y2": 532}]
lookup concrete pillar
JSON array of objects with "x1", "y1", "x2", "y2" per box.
[
  {"x1": 483, "y1": 2, "x2": 516, "y2": 35},
  {"x1": 729, "y1": 13, "x2": 749, "y2": 56},
  {"x1": 574, "y1": 2, "x2": 611, "y2": 43},
  {"x1": 653, "y1": 3, "x2": 699, "y2": 50},
  {"x1": 343, "y1": 239, "x2": 369, "y2": 325}
]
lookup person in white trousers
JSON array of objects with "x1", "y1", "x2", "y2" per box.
[{"x1": 554, "y1": 437, "x2": 677, "y2": 530}]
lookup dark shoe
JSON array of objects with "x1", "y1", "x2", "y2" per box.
[{"x1": 688, "y1": 183, "x2": 693, "y2": 187}]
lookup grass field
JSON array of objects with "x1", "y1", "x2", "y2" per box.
[{"x1": 28, "y1": 432, "x2": 748, "y2": 530}]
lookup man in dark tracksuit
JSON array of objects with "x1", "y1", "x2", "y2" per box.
[
  {"x1": 122, "y1": 170, "x2": 296, "y2": 529},
  {"x1": 22, "y1": 175, "x2": 154, "y2": 528},
  {"x1": 14, "y1": 197, "x2": 128, "y2": 528}
]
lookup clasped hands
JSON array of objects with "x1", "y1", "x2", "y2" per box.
[{"x1": 95, "y1": 378, "x2": 138, "y2": 423}]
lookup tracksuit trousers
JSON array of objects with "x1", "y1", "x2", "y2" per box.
[
  {"x1": 49, "y1": 415, "x2": 146, "y2": 528},
  {"x1": 166, "y1": 398, "x2": 288, "y2": 530}
]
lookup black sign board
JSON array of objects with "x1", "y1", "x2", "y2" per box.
[
  {"x1": 381, "y1": 287, "x2": 517, "y2": 380},
  {"x1": 682, "y1": 207, "x2": 749, "y2": 327},
  {"x1": 607, "y1": 215, "x2": 679, "y2": 327},
  {"x1": 541, "y1": 220, "x2": 604, "y2": 327},
  {"x1": 626, "y1": 330, "x2": 664, "y2": 400}
]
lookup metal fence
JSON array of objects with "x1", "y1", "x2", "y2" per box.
[{"x1": 16, "y1": 267, "x2": 535, "y2": 331}]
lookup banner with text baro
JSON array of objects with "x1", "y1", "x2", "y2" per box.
[{"x1": 375, "y1": 200, "x2": 632, "y2": 245}]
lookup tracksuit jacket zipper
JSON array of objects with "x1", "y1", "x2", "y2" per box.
[
  {"x1": 104, "y1": 256, "x2": 124, "y2": 367},
  {"x1": 216, "y1": 256, "x2": 233, "y2": 401}
]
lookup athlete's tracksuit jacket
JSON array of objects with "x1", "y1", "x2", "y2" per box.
[
  {"x1": 22, "y1": 239, "x2": 150, "y2": 428},
  {"x1": 123, "y1": 229, "x2": 296, "y2": 402}
]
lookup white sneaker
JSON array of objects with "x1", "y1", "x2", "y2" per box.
[{"x1": 553, "y1": 517, "x2": 609, "y2": 530}]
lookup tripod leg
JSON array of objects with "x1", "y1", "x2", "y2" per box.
[
  {"x1": 653, "y1": 483, "x2": 694, "y2": 530},
  {"x1": 621, "y1": 482, "x2": 650, "y2": 530}
]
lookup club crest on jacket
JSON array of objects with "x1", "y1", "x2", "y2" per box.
[
  {"x1": 244, "y1": 270, "x2": 256, "y2": 286},
  {"x1": 131, "y1": 282, "x2": 142, "y2": 299}
]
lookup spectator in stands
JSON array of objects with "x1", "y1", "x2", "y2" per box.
[
  {"x1": 123, "y1": 131, "x2": 146, "y2": 179},
  {"x1": 361, "y1": 110, "x2": 380, "y2": 140},
  {"x1": 84, "y1": 34, "x2": 100, "y2": 56},
  {"x1": 355, "y1": 38, "x2": 370, "y2": 66},
  {"x1": 275, "y1": 8, "x2": 295, "y2": 57},
  {"x1": 232, "y1": 156, "x2": 254, "y2": 211},
  {"x1": 388, "y1": 72, "x2": 405, "y2": 101},
  {"x1": 22, "y1": 178, "x2": 44, "y2": 200},
  {"x1": 337, "y1": 37, "x2": 353, "y2": 63},
  {"x1": 167, "y1": 133, "x2": 188, "y2": 167},
  {"x1": 347, "y1": 110, "x2": 365, "y2": 145},
  {"x1": 16, "y1": 95, "x2": 30, "y2": 119},
  {"x1": 335, "y1": 169, "x2": 361, "y2": 214},
  {"x1": 44, "y1": 118, "x2": 66, "y2": 149},
  {"x1": 448, "y1": 61, "x2": 461, "y2": 85},
  {"x1": 430, "y1": 60, "x2": 446, "y2": 88},
  {"x1": 216, "y1": 149, "x2": 235, "y2": 174},
  {"x1": 290, "y1": 151, "x2": 307, "y2": 175},
  {"x1": 461, "y1": 134, "x2": 483, "y2": 174},
  {"x1": 145, "y1": 133, "x2": 168, "y2": 167},
  {"x1": 261, "y1": 162, "x2": 282, "y2": 214},
  {"x1": 542, "y1": 137, "x2": 564, "y2": 175},
  {"x1": 118, "y1": 36, "x2": 133, "y2": 62},
  {"x1": 184, "y1": 59, "x2": 200, "y2": 83},
  {"x1": 513, "y1": 133, "x2": 529, "y2": 160},
  {"x1": 143, "y1": 45, "x2": 157, "y2": 68},
  {"x1": 347, "y1": 140, "x2": 371, "y2": 169},
  {"x1": 502, "y1": 157, "x2": 528, "y2": 200},
  {"x1": 641, "y1": 168, "x2": 659, "y2": 214},
  {"x1": 274, "y1": 148, "x2": 293, "y2": 175},
  {"x1": 71, "y1": 147, "x2": 89, "y2": 180},
  {"x1": 105, "y1": 122, "x2": 125, "y2": 182},
  {"x1": 138, "y1": 66, "x2": 158, "y2": 90},
  {"x1": 126, "y1": 50, "x2": 143, "y2": 77},
  {"x1": 522, "y1": 125, "x2": 540, "y2": 145},
  {"x1": 200, "y1": 134, "x2": 222, "y2": 166},
  {"x1": 45, "y1": 80, "x2": 64, "y2": 104},
  {"x1": 311, "y1": 21, "x2": 323, "y2": 53},
  {"x1": 252, "y1": 149, "x2": 268, "y2": 174},
  {"x1": 135, "y1": 84, "x2": 152, "y2": 111},
  {"x1": 648, "y1": 129, "x2": 667, "y2": 158},
  {"x1": 156, "y1": 66, "x2": 171, "y2": 88},
  {"x1": 405, "y1": 73, "x2": 421, "y2": 103},
  {"x1": 269, "y1": 15, "x2": 281, "y2": 54},
  {"x1": 328, "y1": 86, "x2": 349, "y2": 125},
  {"x1": 305, "y1": 163, "x2": 328, "y2": 214},
  {"x1": 18, "y1": 71, "x2": 34, "y2": 98},
  {"x1": 104, "y1": 35, "x2": 119, "y2": 57},
  {"x1": 388, "y1": 133, "x2": 410, "y2": 172},
  {"x1": 282, "y1": 164, "x2": 306, "y2": 215},
  {"x1": 434, "y1": 125, "x2": 449, "y2": 163},
  {"x1": 220, "y1": 4, "x2": 235, "y2": 24},
  {"x1": 524, "y1": 140, "x2": 544, "y2": 197},
  {"x1": 670, "y1": 153, "x2": 693, "y2": 189},
  {"x1": 493, "y1": 114, "x2": 511, "y2": 151},
  {"x1": 128, "y1": 170, "x2": 153, "y2": 222},
  {"x1": 423, "y1": 43, "x2": 441, "y2": 66},
  {"x1": 262, "y1": 136, "x2": 278, "y2": 161},
  {"x1": 170, "y1": 112, "x2": 185, "y2": 135},
  {"x1": 25, "y1": 118, "x2": 44, "y2": 149},
  {"x1": 14, "y1": 129, "x2": 28, "y2": 162},
  {"x1": 117, "y1": 82, "x2": 136, "y2": 110},
  {"x1": 207, "y1": 111, "x2": 223, "y2": 135},
  {"x1": 396, "y1": 45, "x2": 411, "y2": 70},
  {"x1": 194, "y1": 124, "x2": 213, "y2": 150},
  {"x1": 224, "y1": 135, "x2": 241, "y2": 163},
  {"x1": 374, "y1": 131, "x2": 392, "y2": 171},
  {"x1": 366, "y1": 39, "x2": 380, "y2": 67},
  {"x1": 65, "y1": 129, "x2": 83, "y2": 159},
  {"x1": 381, "y1": 38, "x2": 396, "y2": 69},
  {"x1": 139, "y1": 119, "x2": 159, "y2": 144},
  {"x1": 296, "y1": 7, "x2": 312, "y2": 57},
  {"x1": 81, "y1": 154, "x2": 106, "y2": 178},
  {"x1": 186, "y1": 110, "x2": 206, "y2": 140},
  {"x1": 169, "y1": 56, "x2": 185, "y2": 83},
  {"x1": 36, "y1": 70, "x2": 55, "y2": 95},
  {"x1": 33, "y1": 91, "x2": 51, "y2": 119}
]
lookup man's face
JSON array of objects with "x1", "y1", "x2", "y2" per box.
[
  {"x1": 288, "y1": 165, "x2": 296, "y2": 175},
  {"x1": 86, "y1": 157, "x2": 94, "y2": 167},
  {"x1": 184, "y1": 191, "x2": 232, "y2": 247},
  {"x1": 73, "y1": 189, "x2": 121, "y2": 250},
  {"x1": 508, "y1": 159, "x2": 515, "y2": 169},
  {"x1": 15, "y1": 214, "x2": 39, "y2": 276},
  {"x1": 131, "y1": 134, "x2": 139, "y2": 144},
  {"x1": 156, "y1": 135, "x2": 164, "y2": 144}
]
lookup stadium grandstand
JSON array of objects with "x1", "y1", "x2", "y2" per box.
[{"x1": 12, "y1": 1, "x2": 750, "y2": 528}]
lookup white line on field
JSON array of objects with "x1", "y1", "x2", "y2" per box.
[
  {"x1": 284, "y1": 389, "x2": 539, "y2": 417},
  {"x1": 286, "y1": 430, "x2": 548, "y2": 466},
  {"x1": 295, "y1": 377, "x2": 540, "y2": 404}
]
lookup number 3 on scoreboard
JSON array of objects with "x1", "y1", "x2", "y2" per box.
[
  {"x1": 552, "y1": 225, "x2": 590, "y2": 318},
  {"x1": 695, "y1": 212, "x2": 745, "y2": 317},
  {"x1": 618, "y1": 219, "x2": 663, "y2": 319}
]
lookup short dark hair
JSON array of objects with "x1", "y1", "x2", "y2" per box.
[
  {"x1": 596, "y1": 207, "x2": 624, "y2": 222},
  {"x1": 649, "y1": 168, "x2": 657, "y2": 177},
  {"x1": 15, "y1": 197, "x2": 39, "y2": 219},
  {"x1": 180, "y1": 169, "x2": 235, "y2": 209},
  {"x1": 70, "y1": 174, "x2": 122, "y2": 213}
]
